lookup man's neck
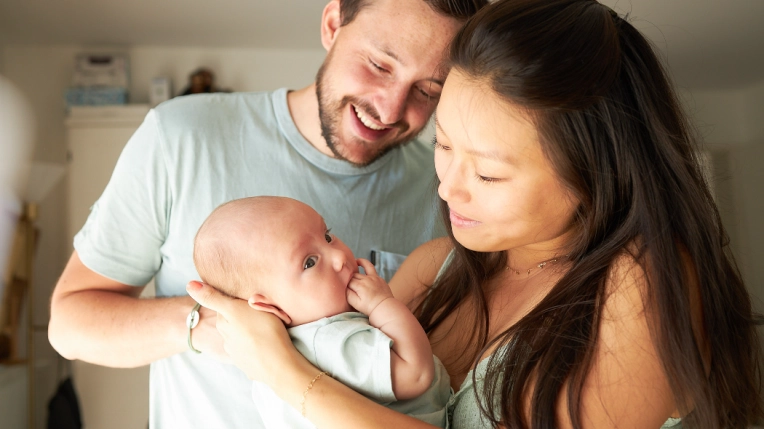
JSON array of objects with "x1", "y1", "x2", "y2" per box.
[{"x1": 287, "y1": 84, "x2": 335, "y2": 158}]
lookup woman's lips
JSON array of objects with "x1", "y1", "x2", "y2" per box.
[{"x1": 449, "y1": 208, "x2": 481, "y2": 228}]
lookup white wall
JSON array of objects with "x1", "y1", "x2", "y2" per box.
[
  {"x1": 680, "y1": 88, "x2": 749, "y2": 145},
  {"x1": 681, "y1": 83, "x2": 764, "y2": 313},
  {"x1": 0, "y1": 42, "x2": 325, "y2": 429},
  {"x1": 742, "y1": 80, "x2": 764, "y2": 142}
]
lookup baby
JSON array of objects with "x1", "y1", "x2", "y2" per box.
[{"x1": 193, "y1": 196, "x2": 451, "y2": 428}]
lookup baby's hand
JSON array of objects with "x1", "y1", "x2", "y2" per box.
[{"x1": 347, "y1": 258, "x2": 394, "y2": 316}]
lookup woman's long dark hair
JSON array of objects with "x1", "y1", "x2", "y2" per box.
[{"x1": 415, "y1": 1, "x2": 762, "y2": 428}]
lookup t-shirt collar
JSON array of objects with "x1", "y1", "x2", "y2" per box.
[{"x1": 272, "y1": 88, "x2": 397, "y2": 176}]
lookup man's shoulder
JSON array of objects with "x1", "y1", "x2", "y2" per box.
[
  {"x1": 400, "y1": 135, "x2": 435, "y2": 158},
  {"x1": 152, "y1": 90, "x2": 280, "y2": 128},
  {"x1": 391, "y1": 135, "x2": 436, "y2": 176}
]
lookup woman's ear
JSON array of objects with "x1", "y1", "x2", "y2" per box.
[
  {"x1": 248, "y1": 294, "x2": 292, "y2": 326},
  {"x1": 320, "y1": 0, "x2": 342, "y2": 51}
]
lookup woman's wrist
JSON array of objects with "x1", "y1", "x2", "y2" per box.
[{"x1": 269, "y1": 349, "x2": 324, "y2": 410}]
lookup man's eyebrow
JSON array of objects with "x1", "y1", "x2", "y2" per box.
[
  {"x1": 434, "y1": 115, "x2": 517, "y2": 165},
  {"x1": 424, "y1": 77, "x2": 445, "y2": 88},
  {"x1": 380, "y1": 46, "x2": 401, "y2": 64},
  {"x1": 377, "y1": 44, "x2": 445, "y2": 87}
]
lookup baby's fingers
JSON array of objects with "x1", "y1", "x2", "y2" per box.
[{"x1": 356, "y1": 258, "x2": 378, "y2": 277}]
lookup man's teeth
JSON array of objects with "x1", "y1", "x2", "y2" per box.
[{"x1": 353, "y1": 106, "x2": 385, "y2": 131}]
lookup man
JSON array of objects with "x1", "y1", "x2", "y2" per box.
[{"x1": 48, "y1": 0, "x2": 485, "y2": 427}]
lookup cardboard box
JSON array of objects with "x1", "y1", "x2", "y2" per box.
[{"x1": 72, "y1": 54, "x2": 129, "y2": 88}]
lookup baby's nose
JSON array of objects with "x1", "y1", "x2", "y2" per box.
[{"x1": 332, "y1": 249, "x2": 348, "y2": 272}]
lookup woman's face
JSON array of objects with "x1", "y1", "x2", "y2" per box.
[{"x1": 434, "y1": 70, "x2": 579, "y2": 255}]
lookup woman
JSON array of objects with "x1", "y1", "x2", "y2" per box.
[{"x1": 188, "y1": 0, "x2": 762, "y2": 427}]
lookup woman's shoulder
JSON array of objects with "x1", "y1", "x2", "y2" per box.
[{"x1": 389, "y1": 237, "x2": 454, "y2": 308}]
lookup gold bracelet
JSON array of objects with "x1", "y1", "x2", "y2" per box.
[{"x1": 301, "y1": 371, "x2": 328, "y2": 417}]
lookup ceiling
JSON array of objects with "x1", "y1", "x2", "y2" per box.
[{"x1": 1, "y1": 0, "x2": 763, "y2": 90}]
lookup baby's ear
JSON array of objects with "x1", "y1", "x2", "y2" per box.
[{"x1": 248, "y1": 294, "x2": 292, "y2": 325}]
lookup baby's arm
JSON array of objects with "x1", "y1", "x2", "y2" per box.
[{"x1": 346, "y1": 258, "x2": 435, "y2": 401}]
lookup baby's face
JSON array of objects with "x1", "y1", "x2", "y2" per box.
[{"x1": 260, "y1": 203, "x2": 356, "y2": 326}]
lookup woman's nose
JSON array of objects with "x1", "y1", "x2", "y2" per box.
[{"x1": 437, "y1": 162, "x2": 468, "y2": 203}]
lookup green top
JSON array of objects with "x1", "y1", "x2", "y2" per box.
[
  {"x1": 435, "y1": 251, "x2": 682, "y2": 428},
  {"x1": 446, "y1": 353, "x2": 682, "y2": 428}
]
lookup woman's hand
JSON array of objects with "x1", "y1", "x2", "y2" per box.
[
  {"x1": 190, "y1": 305, "x2": 231, "y2": 363},
  {"x1": 186, "y1": 280, "x2": 298, "y2": 386}
]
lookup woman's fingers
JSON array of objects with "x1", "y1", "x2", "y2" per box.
[{"x1": 187, "y1": 280, "x2": 233, "y2": 314}]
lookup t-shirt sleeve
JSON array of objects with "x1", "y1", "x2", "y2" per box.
[
  {"x1": 74, "y1": 109, "x2": 169, "y2": 286},
  {"x1": 312, "y1": 320, "x2": 396, "y2": 403}
]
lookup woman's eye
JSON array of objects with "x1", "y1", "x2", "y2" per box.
[
  {"x1": 432, "y1": 137, "x2": 449, "y2": 151},
  {"x1": 304, "y1": 256, "x2": 317, "y2": 270},
  {"x1": 476, "y1": 174, "x2": 499, "y2": 183},
  {"x1": 325, "y1": 232, "x2": 333, "y2": 243}
]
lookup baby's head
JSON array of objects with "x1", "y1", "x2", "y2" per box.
[{"x1": 193, "y1": 196, "x2": 356, "y2": 326}]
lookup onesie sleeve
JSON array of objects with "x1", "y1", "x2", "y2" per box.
[
  {"x1": 74, "y1": 110, "x2": 169, "y2": 286},
  {"x1": 311, "y1": 317, "x2": 397, "y2": 403}
]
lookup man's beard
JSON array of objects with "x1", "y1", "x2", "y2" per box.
[{"x1": 314, "y1": 59, "x2": 414, "y2": 167}]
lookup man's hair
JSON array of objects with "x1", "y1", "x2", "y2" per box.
[{"x1": 339, "y1": 0, "x2": 488, "y2": 26}]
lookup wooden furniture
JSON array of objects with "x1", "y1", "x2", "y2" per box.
[{"x1": 0, "y1": 202, "x2": 38, "y2": 428}]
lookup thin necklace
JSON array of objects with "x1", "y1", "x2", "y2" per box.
[{"x1": 505, "y1": 254, "x2": 569, "y2": 276}]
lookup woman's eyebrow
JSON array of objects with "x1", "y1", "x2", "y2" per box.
[
  {"x1": 434, "y1": 115, "x2": 516, "y2": 165},
  {"x1": 434, "y1": 114, "x2": 445, "y2": 135},
  {"x1": 466, "y1": 147, "x2": 517, "y2": 165}
]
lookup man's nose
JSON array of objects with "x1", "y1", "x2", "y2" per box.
[{"x1": 374, "y1": 83, "x2": 409, "y2": 126}]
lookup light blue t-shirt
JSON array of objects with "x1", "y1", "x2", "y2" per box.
[
  {"x1": 252, "y1": 312, "x2": 452, "y2": 428},
  {"x1": 74, "y1": 89, "x2": 443, "y2": 429}
]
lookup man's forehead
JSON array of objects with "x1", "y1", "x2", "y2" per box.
[{"x1": 352, "y1": 0, "x2": 458, "y2": 65}]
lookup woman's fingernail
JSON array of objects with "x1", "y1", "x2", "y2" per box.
[{"x1": 187, "y1": 281, "x2": 202, "y2": 292}]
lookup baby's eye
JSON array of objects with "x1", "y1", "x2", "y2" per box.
[
  {"x1": 325, "y1": 231, "x2": 333, "y2": 243},
  {"x1": 304, "y1": 256, "x2": 317, "y2": 270}
]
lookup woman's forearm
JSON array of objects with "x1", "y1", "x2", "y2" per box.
[
  {"x1": 284, "y1": 362, "x2": 440, "y2": 429},
  {"x1": 186, "y1": 281, "x2": 438, "y2": 428}
]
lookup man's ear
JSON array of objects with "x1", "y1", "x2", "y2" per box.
[
  {"x1": 248, "y1": 294, "x2": 292, "y2": 325},
  {"x1": 320, "y1": 0, "x2": 342, "y2": 51}
]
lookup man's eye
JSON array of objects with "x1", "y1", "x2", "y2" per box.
[
  {"x1": 325, "y1": 231, "x2": 333, "y2": 243},
  {"x1": 416, "y1": 86, "x2": 438, "y2": 100},
  {"x1": 304, "y1": 256, "x2": 317, "y2": 269},
  {"x1": 370, "y1": 59, "x2": 387, "y2": 73}
]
